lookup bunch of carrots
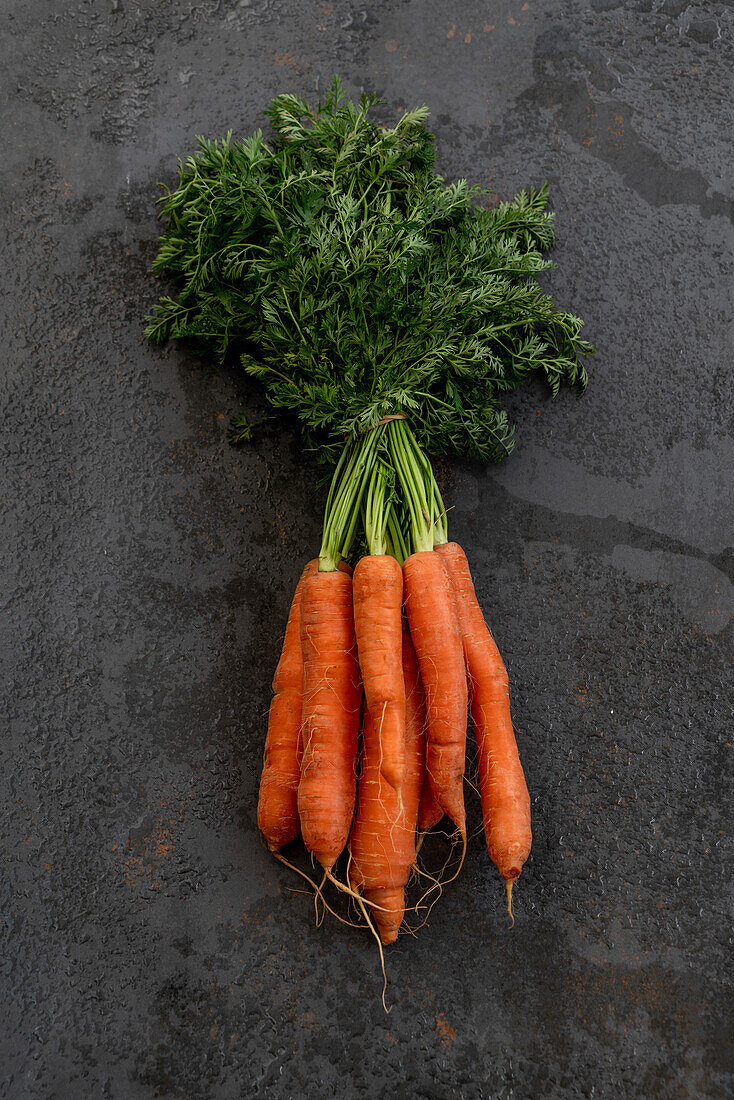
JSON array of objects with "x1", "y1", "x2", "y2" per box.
[
  {"x1": 258, "y1": 420, "x2": 531, "y2": 947},
  {"x1": 144, "y1": 80, "x2": 591, "y2": 960}
]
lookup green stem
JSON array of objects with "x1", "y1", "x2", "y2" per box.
[
  {"x1": 388, "y1": 421, "x2": 448, "y2": 552},
  {"x1": 388, "y1": 420, "x2": 433, "y2": 553},
  {"x1": 385, "y1": 503, "x2": 409, "y2": 566},
  {"x1": 363, "y1": 459, "x2": 391, "y2": 557},
  {"x1": 407, "y1": 424, "x2": 448, "y2": 545},
  {"x1": 322, "y1": 435, "x2": 353, "y2": 525},
  {"x1": 318, "y1": 426, "x2": 384, "y2": 571}
]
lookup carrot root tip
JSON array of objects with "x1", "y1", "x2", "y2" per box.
[
  {"x1": 506, "y1": 879, "x2": 515, "y2": 928},
  {"x1": 356, "y1": 894, "x2": 391, "y2": 1015}
]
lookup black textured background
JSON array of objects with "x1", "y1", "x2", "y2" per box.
[{"x1": 2, "y1": 2, "x2": 733, "y2": 1097}]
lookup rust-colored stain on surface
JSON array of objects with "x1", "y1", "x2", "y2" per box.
[
  {"x1": 272, "y1": 53, "x2": 309, "y2": 71},
  {"x1": 609, "y1": 115, "x2": 625, "y2": 139},
  {"x1": 122, "y1": 822, "x2": 176, "y2": 890},
  {"x1": 121, "y1": 791, "x2": 182, "y2": 893},
  {"x1": 436, "y1": 1013, "x2": 456, "y2": 1044}
]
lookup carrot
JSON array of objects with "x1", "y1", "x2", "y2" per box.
[
  {"x1": 349, "y1": 629, "x2": 425, "y2": 943},
  {"x1": 257, "y1": 559, "x2": 318, "y2": 852},
  {"x1": 417, "y1": 775, "x2": 444, "y2": 833},
  {"x1": 353, "y1": 554, "x2": 406, "y2": 793},
  {"x1": 258, "y1": 559, "x2": 352, "y2": 853},
  {"x1": 402, "y1": 551, "x2": 467, "y2": 838},
  {"x1": 436, "y1": 541, "x2": 531, "y2": 903},
  {"x1": 298, "y1": 568, "x2": 362, "y2": 872}
]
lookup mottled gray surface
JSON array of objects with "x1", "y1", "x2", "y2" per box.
[{"x1": 2, "y1": 1, "x2": 733, "y2": 1097}]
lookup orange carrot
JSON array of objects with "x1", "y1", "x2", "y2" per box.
[
  {"x1": 436, "y1": 541, "x2": 531, "y2": 899},
  {"x1": 353, "y1": 554, "x2": 406, "y2": 793},
  {"x1": 417, "y1": 775, "x2": 444, "y2": 833},
  {"x1": 403, "y1": 551, "x2": 467, "y2": 838},
  {"x1": 298, "y1": 568, "x2": 362, "y2": 872},
  {"x1": 349, "y1": 629, "x2": 425, "y2": 943},
  {"x1": 257, "y1": 559, "x2": 318, "y2": 852}
]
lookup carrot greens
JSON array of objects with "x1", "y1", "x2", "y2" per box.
[{"x1": 145, "y1": 77, "x2": 590, "y2": 473}]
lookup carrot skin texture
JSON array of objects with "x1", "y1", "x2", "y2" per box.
[
  {"x1": 350, "y1": 629, "x2": 425, "y2": 944},
  {"x1": 417, "y1": 774, "x2": 444, "y2": 832},
  {"x1": 403, "y1": 551, "x2": 467, "y2": 837},
  {"x1": 257, "y1": 559, "x2": 318, "y2": 852},
  {"x1": 298, "y1": 569, "x2": 362, "y2": 872},
  {"x1": 436, "y1": 542, "x2": 531, "y2": 883},
  {"x1": 353, "y1": 555, "x2": 406, "y2": 792}
]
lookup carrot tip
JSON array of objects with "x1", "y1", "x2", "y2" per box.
[
  {"x1": 506, "y1": 879, "x2": 515, "y2": 928},
  {"x1": 356, "y1": 894, "x2": 391, "y2": 1015}
]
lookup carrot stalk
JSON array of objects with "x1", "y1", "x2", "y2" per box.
[
  {"x1": 297, "y1": 431, "x2": 382, "y2": 872},
  {"x1": 349, "y1": 629, "x2": 425, "y2": 944},
  {"x1": 298, "y1": 568, "x2": 362, "y2": 871},
  {"x1": 354, "y1": 555, "x2": 406, "y2": 792},
  {"x1": 354, "y1": 459, "x2": 407, "y2": 792},
  {"x1": 403, "y1": 551, "x2": 467, "y2": 837},
  {"x1": 436, "y1": 540, "x2": 532, "y2": 895},
  {"x1": 417, "y1": 774, "x2": 444, "y2": 833},
  {"x1": 257, "y1": 559, "x2": 318, "y2": 852},
  {"x1": 390, "y1": 421, "x2": 468, "y2": 839}
]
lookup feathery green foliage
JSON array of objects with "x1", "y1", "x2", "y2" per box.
[{"x1": 145, "y1": 78, "x2": 591, "y2": 465}]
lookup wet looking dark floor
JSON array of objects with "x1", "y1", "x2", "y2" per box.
[{"x1": 2, "y1": 1, "x2": 732, "y2": 1097}]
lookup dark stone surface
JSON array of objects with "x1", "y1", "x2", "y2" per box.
[{"x1": 2, "y1": 1, "x2": 733, "y2": 1097}]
